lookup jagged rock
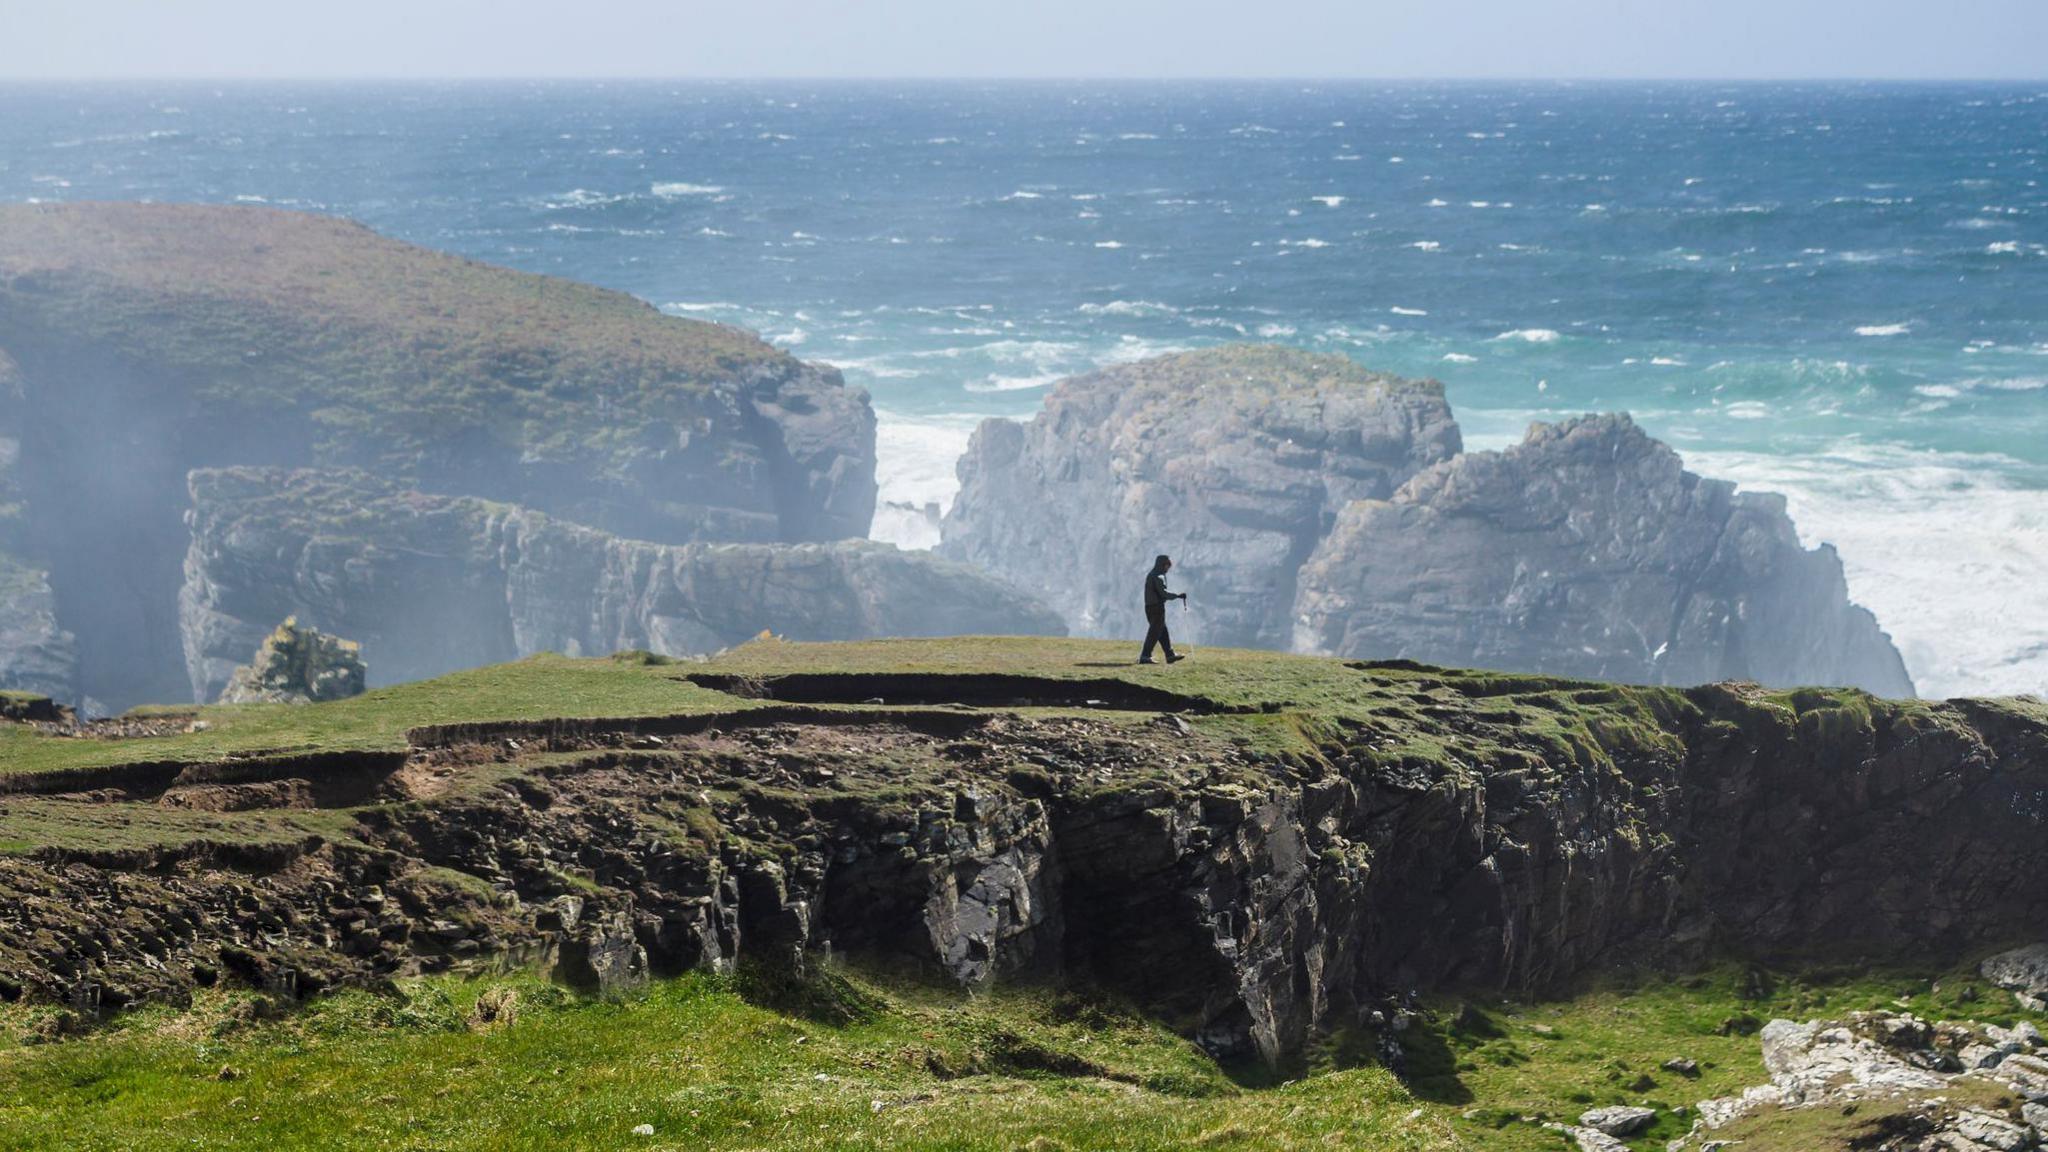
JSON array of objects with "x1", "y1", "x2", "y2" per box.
[
  {"x1": 217, "y1": 617, "x2": 366, "y2": 705},
  {"x1": 181, "y1": 468, "x2": 1063, "y2": 699},
  {"x1": 940, "y1": 346, "x2": 1461, "y2": 648},
  {"x1": 1294, "y1": 413, "x2": 1914, "y2": 697},
  {"x1": 1579, "y1": 1105, "x2": 1656, "y2": 1136},
  {"x1": 1985, "y1": 946, "x2": 2048, "y2": 1005},
  {"x1": 0, "y1": 203, "x2": 875, "y2": 708}
]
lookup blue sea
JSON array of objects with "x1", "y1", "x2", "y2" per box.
[{"x1": 2, "y1": 81, "x2": 2043, "y2": 697}]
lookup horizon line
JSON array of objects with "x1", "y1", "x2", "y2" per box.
[{"x1": 3, "y1": 74, "x2": 2046, "y2": 85}]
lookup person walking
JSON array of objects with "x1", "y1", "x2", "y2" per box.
[{"x1": 1138, "y1": 554, "x2": 1187, "y2": 664}]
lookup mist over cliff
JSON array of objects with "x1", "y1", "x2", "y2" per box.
[{"x1": 0, "y1": 204, "x2": 1918, "y2": 712}]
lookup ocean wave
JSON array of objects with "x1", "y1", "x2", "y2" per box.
[
  {"x1": 1409, "y1": 240, "x2": 1442, "y2": 252},
  {"x1": 1077, "y1": 300, "x2": 1177, "y2": 317},
  {"x1": 1684, "y1": 443, "x2": 2048, "y2": 699},
  {"x1": 1311, "y1": 195, "x2": 1345, "y2": 208},
  {"x1": 1093, "y1": 240, "x2": 1125, "y2": 249},
  {"x1": 1855, "y1": 323, "x2": 1912, "y2": 337},
  {"x1": 652, "y1": 182, "x2": 725, "y2": 198},
  {"x1": 1281, "y1": 238, "x2": 1329, "y2": 249},
  {"x1": 1389, "y1": 306, "x2": 1428, "y2": 316},
  {"x1": 964, "y1": 373, "x2": 1062, "y2": 393},
  {"x1": 868, "y1": 413, "x2": 985, "y2": 552},
  {"x1": 1442, "y1": 352, "x2": 1479, "y2": 363},
  {"x1": 1491, "y1": 328, "x2": 1560, "y2": 343}
]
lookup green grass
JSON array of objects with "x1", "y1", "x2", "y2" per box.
[
  {"x1": 6, "y1": 960, "x2": 2041, "y2": 1151},
  {"x1": 0, "y1": 970, "x2": 1454, "y2": 1152},
  {"x1": 0, "y1": 652, "x2": 735, "y2": 778}
]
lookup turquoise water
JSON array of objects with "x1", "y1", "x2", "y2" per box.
[{"x1": 1, "y1": 81, "x2": 2042, "y2": 695}]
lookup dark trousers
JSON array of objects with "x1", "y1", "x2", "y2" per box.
[{"x1": 1140, "y1": 605, "x2": 1175, "y2": 662}]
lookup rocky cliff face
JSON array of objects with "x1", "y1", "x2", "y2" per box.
[
  {"x1": 181, "y1": 468, "x2": 1064, "y2": 700},
  {"x1": 940, "y1": 347, "x2": 1461, "y2": 648},
  {"x1": 0, "y1": 348, "x2": 74, "y2": 702},
  {"x1": 0, "y1": 203, "x2": 876, "y2": 707},
  {"x1": 2, "y1": 648, "x2": 2041, "y2": 1067},
  {"x1": 941, "y1": 346, "x2": 1911, "y2": 697},
  {"x1": 1294, "y1": 415, "x2": 1915, "y2": 697}
]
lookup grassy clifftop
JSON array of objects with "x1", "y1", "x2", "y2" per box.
[
  {"x1": 1, "y1": 640, "x2": 2044, "y2": 1150},
  {"x1": 0, "y1": 203, "x2": 805, "y2": 487}
]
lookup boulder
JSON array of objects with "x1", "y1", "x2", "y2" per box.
[
  {"x1": 181, "y1": 467, "x2": 1063, "y2": 699},
  {"x1": 939, "y1": 346, "x2": 1460, "y2": 649},
  {"x1": 1579, "y1": 1104, "x2": 1656, "y2": 1136},
  {"x1": 1294, "y1": 413, "x2": 1914, "y2": 696},
  {"x1": 217, "y1": 617, "x2": 367, "y2": 705}
]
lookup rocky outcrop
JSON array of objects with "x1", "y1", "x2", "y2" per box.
[
  {"x1": 1295, "y1": 414, "x2": 1915, "y2": 697},
  {"x1": 0, "y1": 203, "x2": 876, "y2": 706},
  {"x1": 1674, "y1": 1009, "x2": 2048, "y2": 1150},
  {"x1": 6, "y1": 651, "x2": 2044, "y2": 1068},
  {"x1": 940, "y1": 346, "x2": 1461, "y2": 648},
  {"x1": 218, "y1": 617, "x2": 367, "y2": 705},
  {"x1": 941, "y1": 347, "x2": 1910, "y2": 697},
  {"x1": 180, "y1": 468, "x2": 1063, "y2": 700}
]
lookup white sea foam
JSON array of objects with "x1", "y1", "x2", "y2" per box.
[
  {"x1": 1684, "y1": 444, "x2": 2048, "y2": 699},
  {"x1": 1491, "y1": 328, "x2": 1560, "y2": 343},
  {"x1": 1093, "y1": 240, "x2": 1124, "y2": 249},
  {"x1": 1077, "y1": 300, "x2": 1176, "y2": 317},
  {"x1": 1442, "y1": 352, "x2": 1479, "y2": 363},
  {"x1": 1722, "y1": 401, "x2": 1772, "y2": 419},
  {"x1": 1987, "y1": 241, "x2": 2023, "y2": 254},
  {"x1": 1282, "y1": 238, "x2": 1329, "y2": 249},
  {"x1": 1390, "y1": 306, "x2": 1428, "y2": 316},
  {"x1": 1257, "y1": 323, "x2": 1298, "y2": 338},
  {"x1": 964, "y1": 373, "x2": 1061, "y2": 393},
  {"x1": 868, "y1": 413, "x2": 983, "y2": 551},
  {"x1": 1856, "y1": 323, "x2": 1912, "y2": 337},
  {"x1": 1311, "y1": 195, "x2": 1345, "y2": 208},
  {"x1": 651, "y1": 182, "x2": 725, "y2": 197},
  {"x1": 1409, "y1": 240, "x2": 1442, "y2": 251},
  {"x1": 1650, "y1": 356, "x2": 1687, "y2": 366}
]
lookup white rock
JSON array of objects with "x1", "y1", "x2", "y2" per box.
[
  {"x1": 1963, "y1": 1043, "x2": 2009, "y2": 1069},
  {"x1": 1580, "y1": 1105, "x2": 1657, "y2": 1136},
  {"x1": 1952, "y1": 1109, "x2": 2031, "y2": 1152},
  {"x1": 1995, "y1": 1052, "x2": 2048, "y2": 1101},
  {"x1": 1983, "y1": 945, "x2": 2048, "y2": 997},
  {"x1": 631, "y1": 1124, "x2": 654, "y2": 1137}
]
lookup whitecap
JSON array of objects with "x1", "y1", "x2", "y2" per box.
[
  {"x1": 1093, "y1": 240, "x2": 1124, "y2": 249},
  {"x1": 1987, "y1": 241, "x2": 2022, "y2": 254},
  {"x1": 1650, "y1": 356, "x2": 1687, "y2": 366},
  {"x1": 1257, "y1": 323, "x2": 1298, "y2": 338},
  {"x1": 1283, "y1": 238, "x2": 1330, "y2": 249},
  {"x1": 1389, "y1": 306, "x2": 1428, "y2": 316},
  {"x1": 651, "y1": 182, "x2": 725, "y2": 197},
  {"x1": 1311, "y1": 195, "x2": 1345, "y2": 208},
  {"x1": 1409, "y1": 240, "x2": 1442, "y2": 251},
  {"x1": 1077, "y1": 300, "x2": 1177, "y2": 317},
  {"x1": 965, "y1": 373, "x2": 1062, "y2": 393},
  {"x1": 1855, "y1": 323, "x2": 1911, "y2": 337},
  {"x1": 868, "y1": 413, "x2": 983, "y2": 552},
  {"x1": 1723, "y1": 401, "x2": 1772, "y2": 420},
  {"x1": 1001, "y1": 190, "x2": 1044, "y2": 200},
  {"x1": 1491, "y1": 328, "x2": 1560, "y2": 343},
  {"x1": 1442, "y1": 352, "x2": 1479, "y2": 363},
  {"x1": 1426, "y1": 198, "x2": 1449, "y2": 207},
  {"x1": 1914, "y1": 384, "x2": 1963, "y2": 399}
]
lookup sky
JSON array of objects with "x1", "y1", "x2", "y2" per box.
[{"x1": 0, "y1": 0, "x2": 2044, "y2": 80}]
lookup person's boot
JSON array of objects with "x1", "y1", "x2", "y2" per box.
[{"x1": 1166, "y1": 653, "x2": 1185, "y2": 664}]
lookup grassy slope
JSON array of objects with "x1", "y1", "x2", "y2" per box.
[
  {"x1": 3, "y1": 960, "x2": 2040, "y2": 1152},
  {"x1": 0, "y1": 203, "x2": 787, "y2": 473},
  {"x1": 0, "y1": 637, "x2": 2032, "y2": 1150}
]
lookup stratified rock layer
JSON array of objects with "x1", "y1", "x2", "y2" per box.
[
  {"x1": 1294, "y1": 415, "x2": 1913, "y2": 696},
  {"x1": 0, "y1": 203, "x2": 876, "y2": 706},
  {"x1": 181, "y1": 468, "x2": 1064, "y2": 700},
  {"x1": 940, "y1": 346, "x2": 1461, "y2": 648},
  {"x1": 1, "y1": 650, "x2": 2043, "y2": 1068}
]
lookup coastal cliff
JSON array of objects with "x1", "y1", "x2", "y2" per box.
[
  {"x1": 0, "y1": 203, "x2": 877, "y2": 707},
  {"x1": 181, "y1": 468, "x2": 1063, "y2": 700},
  {"x1": 1, "y1": 639, "x2": 2038, "y2": 1068},
  {"x1": 942, "y1": 346, "x2": 1912, "y2": 697}
]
